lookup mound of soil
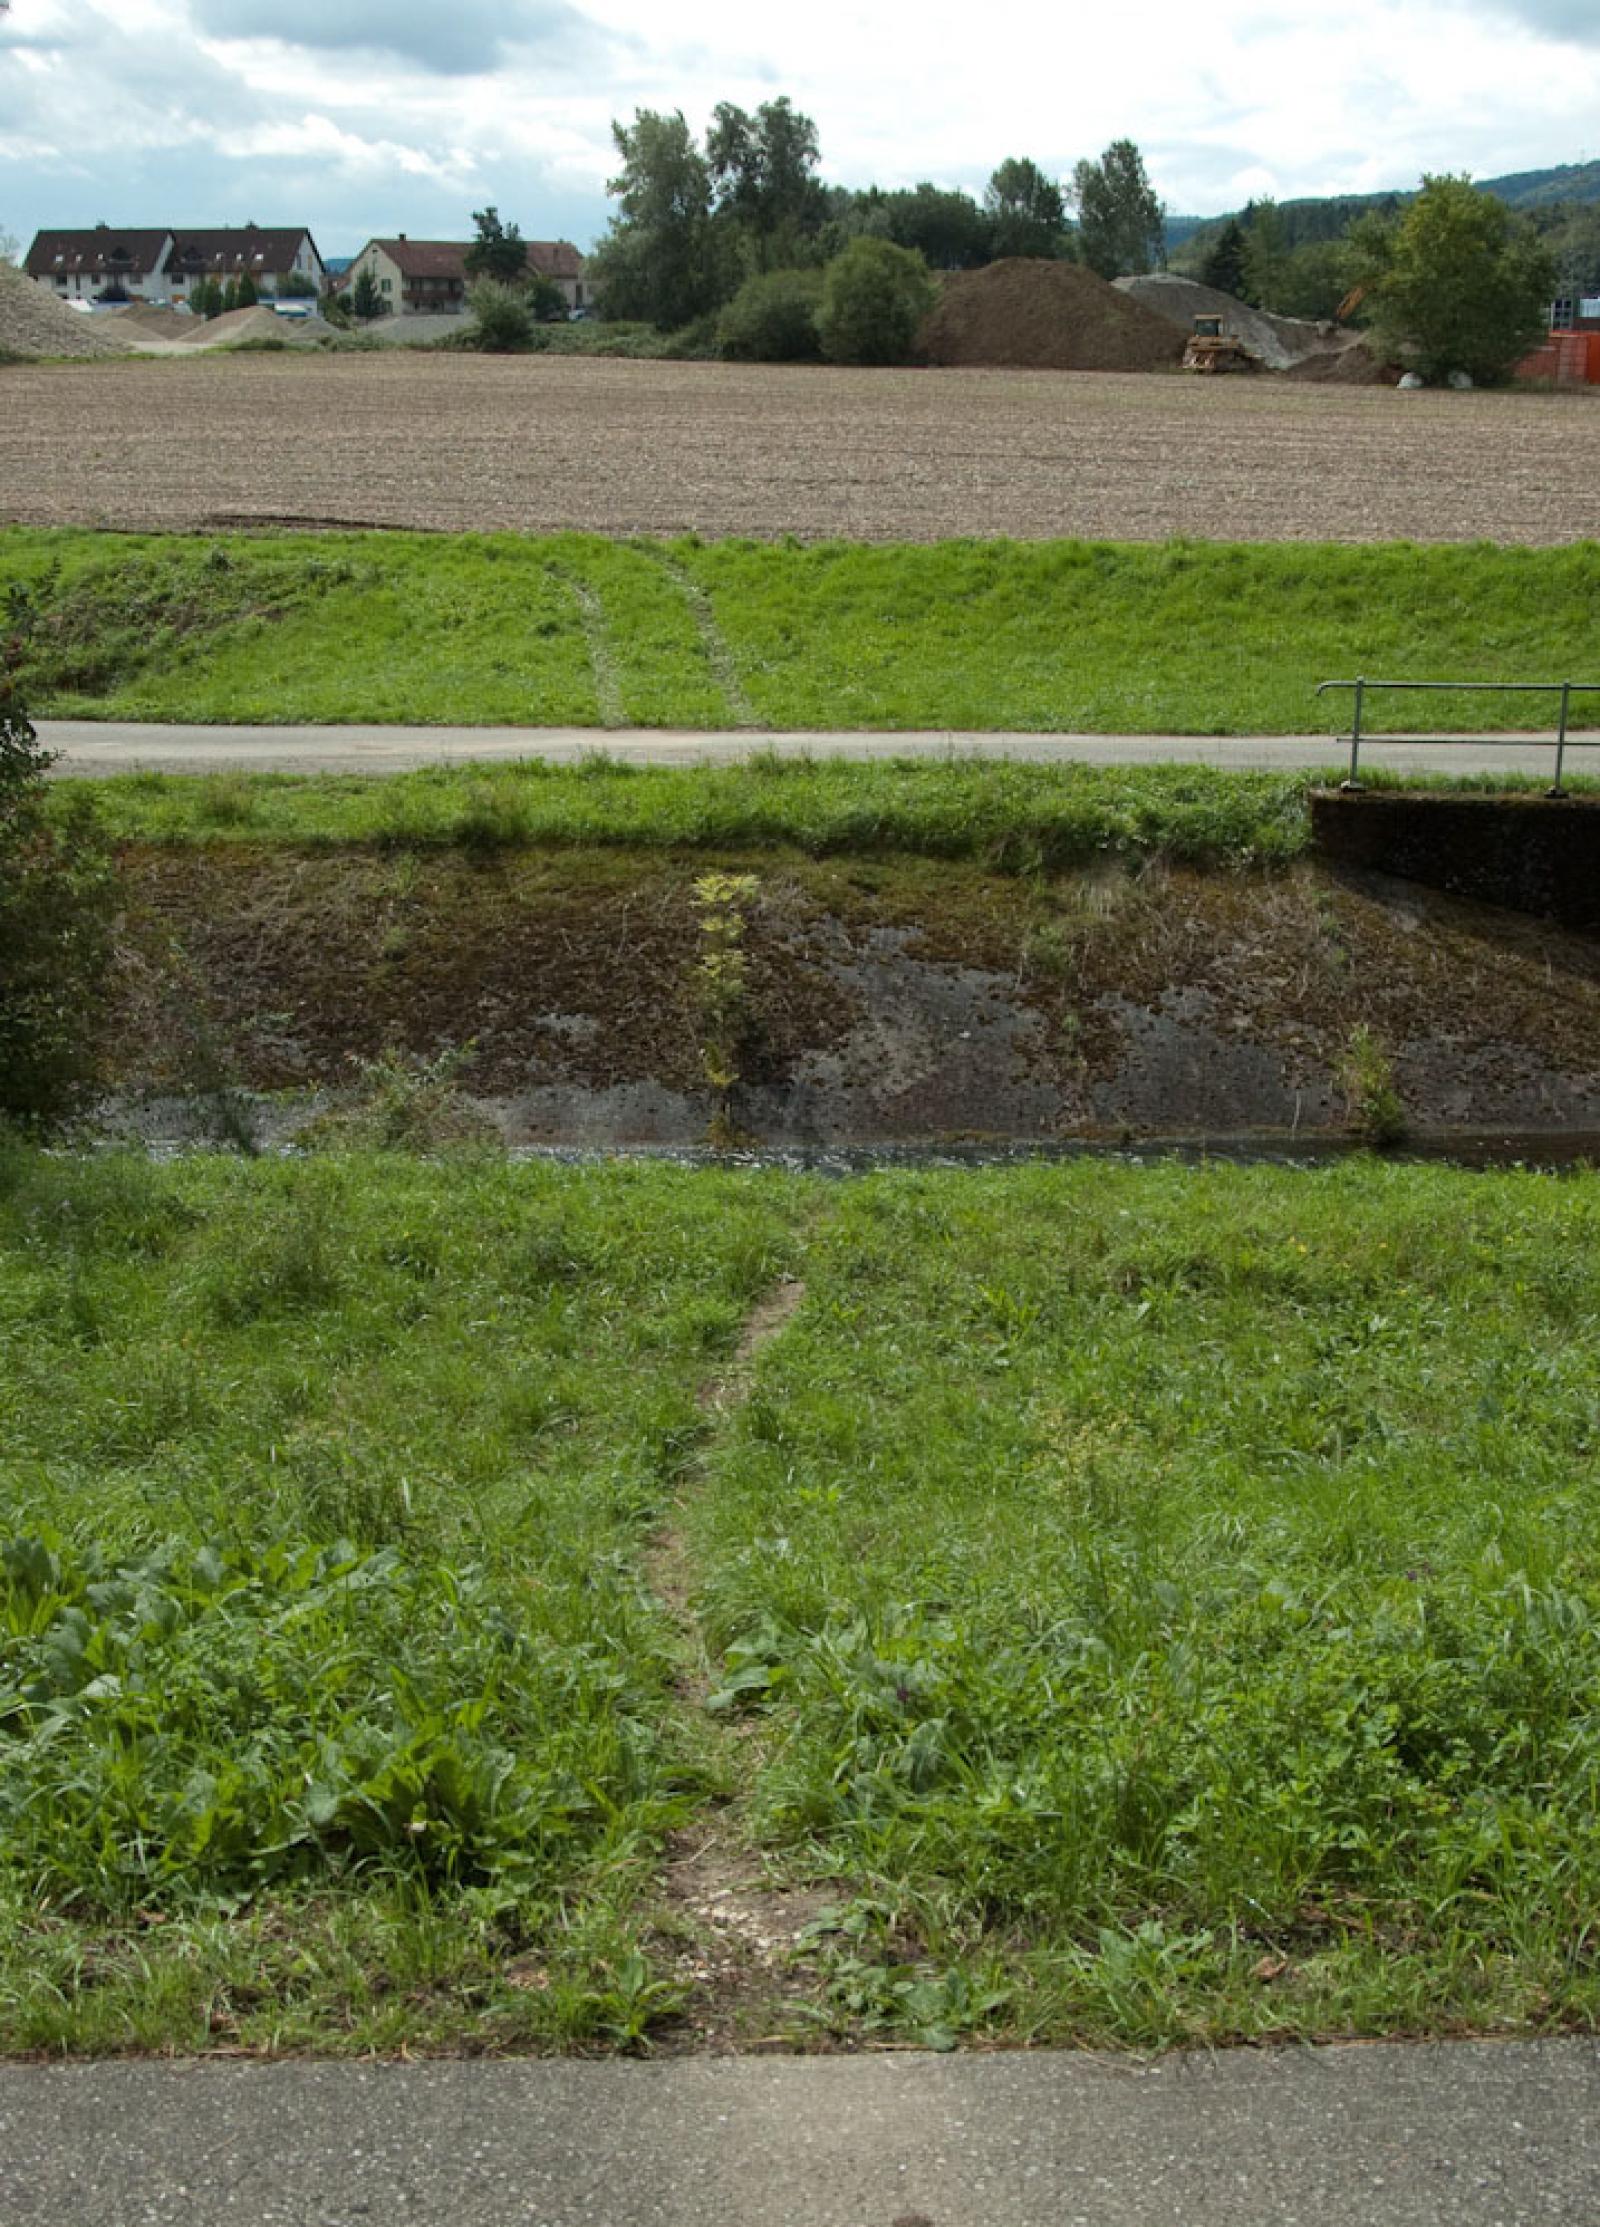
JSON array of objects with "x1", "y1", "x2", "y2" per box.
[
  {"x1": 0, "y1": 261, "x2": 129, "y2": 361},
  {"x1": 1113, "y1": 272, "x2": 1346, "y2": 372},
  {"x1": 1284, "y1": 338, "x2": 1400, "y2": 386},
  {"x1": 108, "y1": 303, "x2": 200, "y2": 343},
  {"x1": 921, "y1": 258, "x2": 1184, "y2": 373},
  {"x1": 182, "y1": 305, "x2": 333, "y2": 348}
]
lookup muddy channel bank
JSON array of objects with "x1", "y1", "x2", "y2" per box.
[{"x1": 97, "y1": 844, "x2": 1600, "y2": 1150}]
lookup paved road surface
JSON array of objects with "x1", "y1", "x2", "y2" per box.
[
  {"x1": 2, "y1": 2040, "x2": 1596, "y2": 2226},
  {"x1": 39, "y1": 718, "x2": 1596, "y2": 780}
]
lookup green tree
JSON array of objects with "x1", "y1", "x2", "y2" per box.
[
  {"x1": 1274, "y1": 238, "x2": 1351, "y2": 321},
  {"x1": 236, "y1": 270, "x2": 259, "y2": 308},
  {"x1": 1199, "y1": 216, "x2": 1250, "y2": 299},
  {"x1": 464, "y1": 205, "x2": 527, "y2": 284},
  {"x1": 984, "y1": 157, "x2": 1067, "y2": 260},
  {"x1": 465, "y1": 279, "x2": 540, "y2": 352},
  {"x1": 1070, "y1": 139, "x2": 1165, "y2": 278},
  {"x1": 1242, "y1": 198, "x2": 1290, "y2": 309},
  {"x1": 882, "y1": 183, "x2": 991, "y2": 269},
  {"x1": 707, "y1": 96, "x2": 826, "y2": 273},
  {"x1": 278, "y1": 269, "x2": 319, "y2": 298},
  {"x1": 817, "y1": 236, "x2": 936, "y2": 365},
  {"x1": 717, "y1": 267, "x2": 823, "y2": 360},
  {"x1": 0, "y1": 611, "x2": 112, "y2": 1125},
  {"x1": 588, "y1": 109, "x2": 716, "y2": 329},
  {"x1": 1347, "y1": 173, "x2": 1556, "y2": 384},
  {"x1": 350, "y1": 266, "x2": 386, "y2": 321},
  {"x1": 525, "y1": 270, "x2": 569, "y2": 322}
]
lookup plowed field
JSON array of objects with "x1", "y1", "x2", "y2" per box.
[{"x1": 4, "y1": 353, "x2": 1597, "y2": 543}]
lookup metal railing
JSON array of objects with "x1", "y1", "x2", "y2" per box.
[{"x1": 1315, "y1": 677, "x2": 1600, "y2": 793}]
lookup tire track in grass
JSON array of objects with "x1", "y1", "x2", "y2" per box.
[
  {"x1": 547, "y1": 566, "x2": 627, "y2": 728},
  {"x1": 651, "y1": 550, "x2": 765, "y2": 731},
  {"x1": 646, "y1": 1274, "x2": 824, "y2": 2049}
]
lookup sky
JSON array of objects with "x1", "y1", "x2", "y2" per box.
[{"x1": 2, "y1": 0, "x2": 1596, "y2": 259}]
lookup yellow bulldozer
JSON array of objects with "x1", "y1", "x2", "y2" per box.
[{"x1": 1181, "y1": 313, "x2": 1256, "y2": 373}]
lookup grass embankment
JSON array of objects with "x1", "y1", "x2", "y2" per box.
[
  {"x1": 80, "y1": 757, "x2": 1317, "y2": 864},
  {"x1": 4, "y1": 1146, "x2": 1600, "y2": 2052},
  {"x1": 5, "y1": 527, "x2": 1598, "y2": 733}
]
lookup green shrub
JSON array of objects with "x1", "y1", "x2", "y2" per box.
[
  {"x1": 464, "y1": 280, "x2": 545, "y2": 354},
  {"x1": 1341, "y1": 1023, "x2": 1407, "y2": 1146},
  {"x1": 0, "y1": 618, "x2": 113, "y2": 1124},
  {"x1": 817, "y1": 238, "x2": 937, "y2": 366},
  {"x1": 717, "y1": 269, "x2": 823, "y2": 361}
]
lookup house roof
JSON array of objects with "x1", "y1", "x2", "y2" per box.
[
  {"x1": 25, "y1": 229, "x2": 171, "y2": 279},
  {"x1": 167, "y1": 227, "x2": 322, "y2": 275},
  {"x1": 367, "y1": 236, "x2": 584, "y2": 282}
]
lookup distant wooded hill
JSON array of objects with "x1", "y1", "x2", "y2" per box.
[{"x1": 1168, "y1": 160, "x2": 1600, "y2": 252}]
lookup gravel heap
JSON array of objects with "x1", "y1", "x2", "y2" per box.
[
  {"x1": 1113, "y1": 272, "x2": 1347, "y2": 371},
  {"x1": 107, "y1": 303, "x2": 200, "y2": 342},
  {"x1": 921, "y1": 258, "x2": 1185, "y2": 372},
  {"x1": 1284, "y1": 338, "x2": 1400, "y2": 385},
  {"x1": 181, "y1": 305, "x2": 336, "y2": 347},
  {"x1": 0, "y1": 261, "x2": 130, "y2": 360}
]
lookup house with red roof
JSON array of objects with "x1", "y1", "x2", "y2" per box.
[{"x1": 342, "y1": 235, "x2": 586, "y2": 316}]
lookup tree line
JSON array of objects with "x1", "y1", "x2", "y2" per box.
[{"x1": 584, "y1": 100, "x2": 1166, "y2": 335}]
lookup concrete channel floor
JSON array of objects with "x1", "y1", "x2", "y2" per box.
[
  {"x1": 2, "y1": 2041, "x2": 1597, "y2": 2227},
  {"x1": 37, "y1": 718, "x2": 1600, "y2": 780}
]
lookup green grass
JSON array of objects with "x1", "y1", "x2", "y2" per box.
[
  {"x1": 0, "y1": 1146, "x2": 804, "y2": 2050},
  {"x1": 692, "y1": 1159, "x2": 1600, "y2": 2047},
  {"x1": 75, "y1": 756, "x2": 1320, "y2": 866},
  {"x1": 4, "y1": 1145, "x2": 1600, "y2": 2052},
  {"x1": 5, "y1": 526, "x2": 1599, "y2": 733}
]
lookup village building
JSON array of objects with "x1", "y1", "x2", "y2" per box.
[
  {"x1": 341, "y1": 235, "x2": 586, "y2": 315},
  {"x1": 163, "y1": 227, "x2": 325, "y2": 301},
  {"x1": 23, "y1": 224, "x2": 324, "y2": 306},
  {"x1": 24, "y1": 228, "x2": 174, "y2": 304}
]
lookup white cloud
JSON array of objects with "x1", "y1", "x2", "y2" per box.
[{"x1": 1, "y1": 0, "x2": 1597, "y2": 253}]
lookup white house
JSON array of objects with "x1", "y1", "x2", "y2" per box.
[
  {"x1": 24, "y1": 228, "x2": 174, "y2": 303},
  {"x1": 23, "y1": 224, "x2": 324, "y2": 307}
]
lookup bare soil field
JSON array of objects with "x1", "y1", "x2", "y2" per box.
[{"x1": 3, "y1": 352, "x2": 1597, "y2": 543}]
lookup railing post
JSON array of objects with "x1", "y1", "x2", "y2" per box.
[
  {"x1": 1551, "y1": 680, "x2": 1571, "y2": 798},
  {"x1": 1342, "y1": 676, "x2": 1365, "y2": 790}
]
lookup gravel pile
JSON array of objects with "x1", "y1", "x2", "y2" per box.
[
  {"x1": 1113, "y1": 273, "x2": 1348, "y2": 371},
  {"x1": 1283, "y1": 340, "x2": 1399, "y2": 385},
  {"x1": 921, "y1": 258, "x2": 1184, "y2": 373},
  {"x1": 107, "y1": 303, "x2": 200, "y2": 342},
  {"x1": 181, "y1": 305, "x2": 336, "y2": 348},
  {"x1": 0, "y1": 261, "x2": 129, "y2": 360}
]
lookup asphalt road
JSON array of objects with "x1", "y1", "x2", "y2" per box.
[
  {"x1": 38, "y1": 718, "x2": 1597, "y2": 780},
  {"x1": 2, "y1": 2040, "x2": 1596, "y2": 2227}
]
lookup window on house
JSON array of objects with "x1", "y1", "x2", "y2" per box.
[{"x1": 381, "y1": 278, "x2": 392, "y2": 292}]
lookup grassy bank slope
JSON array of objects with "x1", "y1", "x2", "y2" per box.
[
  {"x1": 4, "y1": 1147, "x2": 1600, "y2": 2051},
  {"x1": 6, "y1": 527, "x2": 1599, "y2": 733},
  {"x1": 78, "y1": 757, "x2": 1317, "y2": 862}
]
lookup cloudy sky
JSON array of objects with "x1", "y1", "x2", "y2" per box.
[{"x1": 2, "y1": 0, "x2": 1595, "y2": 258}]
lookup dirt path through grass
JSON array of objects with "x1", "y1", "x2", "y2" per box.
[{"x1": 647, "y1": 1276, "x2": 824, "y2": 2049}]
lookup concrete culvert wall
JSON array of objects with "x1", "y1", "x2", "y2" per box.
[
  {"x1": 96, "y1": 848, "x2": 1600, "y2": 1150},
  {"x1": 1312, "y1": 791, "x2": 1600, "y2": 931}
]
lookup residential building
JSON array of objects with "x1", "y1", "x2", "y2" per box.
[
  {"x1": 23, "y1": 224, "x2": 324, "y2": 307},
  {"x1": 24, "y1": 228, "x2": 174, "y2": 303},
  {"x1": 342, "y1": 235, "x2": 587, "y2": 315},
  {"x1": 163, "y1": 227, "x2": 325, "y2": 301}
]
